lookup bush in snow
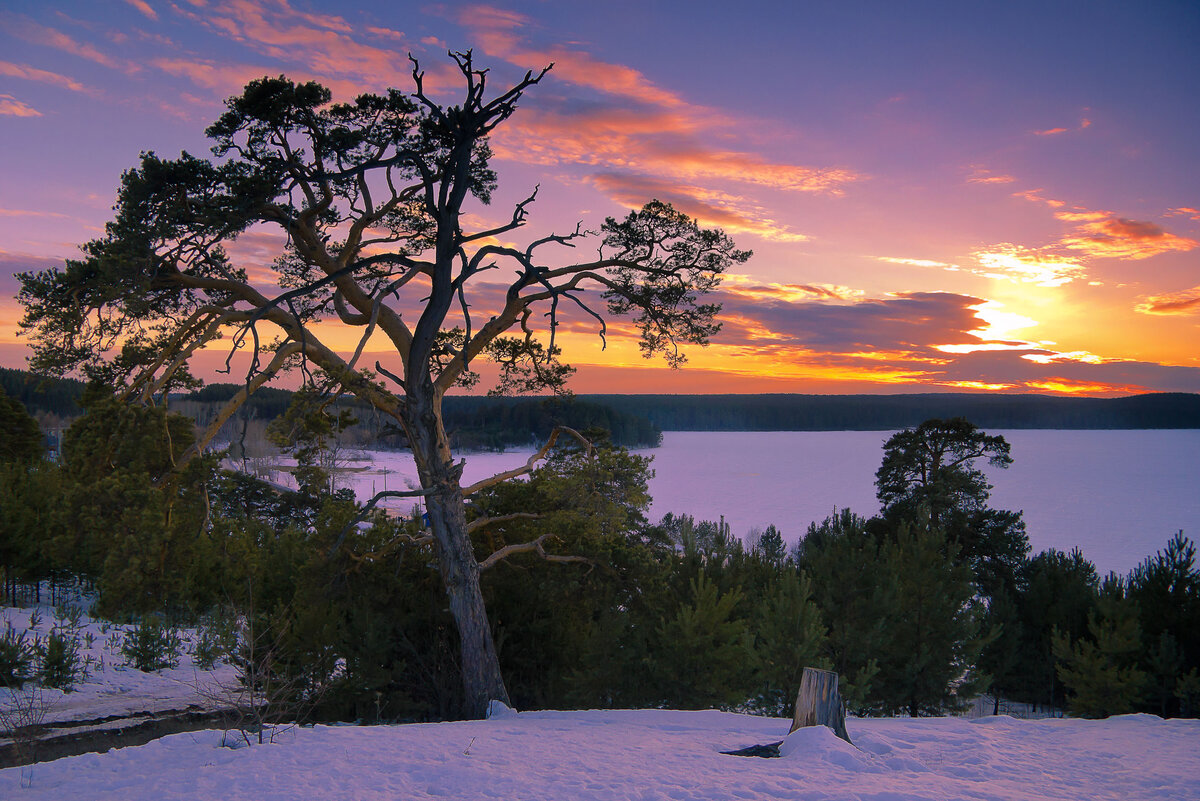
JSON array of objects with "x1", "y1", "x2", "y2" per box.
[
  {"x1": 121, "y1": 617, "x2": 182, "y2": 672},
  {"x1": 39, "y1": 630, "x2": 83, "y2": 690},
  {"x1": 1, "y1": 623, "x2": 36, "y2": 686}
]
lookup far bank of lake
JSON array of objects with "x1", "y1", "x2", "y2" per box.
[{"x1": 339, "y1": 429, "x2": 1199, "y2": 578}]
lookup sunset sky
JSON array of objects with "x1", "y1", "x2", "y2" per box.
[{"x1": 1, "y1": 0, "x2": 1197, "y2": 395}]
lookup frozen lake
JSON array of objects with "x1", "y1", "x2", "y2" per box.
[{"x1": 337, "y1": 429, "x2": 1200, "y2": 577}]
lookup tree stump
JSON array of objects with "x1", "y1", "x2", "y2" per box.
[{"x1": 790, "y1": 667, "x2": 851, "y2": 744}]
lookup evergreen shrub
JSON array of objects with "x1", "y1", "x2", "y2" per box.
[
  {"x1": 40, "y1": 630, "x2": 82, "y2": 689},
  {"x1": 122, "y1": 617, "x2": 182, "y2": 671},
  {"x1": 1, "y1": 624, "x2": 35, "y2": 686}
]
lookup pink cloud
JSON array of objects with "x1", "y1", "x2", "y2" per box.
[
  {"x1": 1135, "y1": 285, "x2": 1200, "y2": 316},
  {"x1": 495, "y1": 108, "x2": 858, "y2": 194},
  {"x1": 966, "y1": 167, "x2": 1015, "y2": 184},
  {"x1": 0, "y1": 208, "x2": 72, "y2": 219},
  {"x1": 173, "y1": 0, "x2": 407, "y2": 95},
  {"x1": 1060, "y1": 216, "x2": 1197, "y2": 260},
  {"x1": 0, "y1": 60, "x2": 89, "y2": 92},
  {"x1": 1012, "y1": 188, "x2": 1065, "y2": 208},
  {"x1": 1054, "y1": 210, "x2": 1110, "y2": 222},
  {"x1": 587, "y1": 173, "x2": 810, "y2": 243},
  {"x1": 151, "y1": 57, "x2": 277, "y2": 96},
  {"x1": 151, "y1": 57, "x2": 367, "y2": 106},
  {"x1": 972, "y1": 246, "x2": 1085, "y2": 287},
  {"x1": 3, "y1": 16, "x2": 125, "y2": 70},
  {"x1": 124, "y1": 0, "x2": 159, "y2": 20},
  {"x1": 451, "y1": 5, "x2": 689, "y2": 102},
  {"x1": 1035, "y1": 127, "x2": 1069, "y2": 136},
  {"x1": 1167, "y1": 207, "x2": 1200, "y2": 221},
  {"x1": 0, "y1": 95, "x2": 42, "y2": 117}
]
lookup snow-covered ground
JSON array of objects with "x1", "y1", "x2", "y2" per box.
[
  {"x1": 3, "y1": 707, "x2": 1198, "y2": 800},
  {"x1": 5, "y1": 602, "x2": 1199, "y2": 799},
  {"x1": 1, "y1": 604, "x2": 235, "y2": 725}
]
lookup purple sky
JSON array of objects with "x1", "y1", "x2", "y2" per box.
[{"x1": 1, "y1": 1, "x2": 1197, "y2": 394}]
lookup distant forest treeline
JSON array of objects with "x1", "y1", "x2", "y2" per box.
[
  {"x1": 0, "y1": 368, "x2": 662, "y2": 449},
  {"x1": 580, "y1": 392, "x2": 1200, "y2": 431},
  {"x1": 4, "y1": 368, "x2": 1198, "y2": 446}
]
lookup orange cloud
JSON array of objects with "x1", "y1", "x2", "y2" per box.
[
  {"x1": 457, "y1": 4, "x2": 687, "y2": 108},
  {"x1": 151, "y1": 57, "x2": 273, "y2": 96},
  {"x1": 1025, "y1": 378, "x2": 1140, "y2": 395},
  {"x1": 172, "y1": 0, "x2": 408, "y2": 95},
  {"x1": 123, "y1": 0, "x2": 158, "y2": 20},
  {"x1": 1034, "y1": 116, "x2": 1092, "y2": 137},
  {"x1": 0, "y1": 95, "x2": 42, "y2": 117},
  {"x1": 0, "y1": 60, "x2": 89, "y2": 92},
  {"x1": 1053, "y1": 210, "x2": 1110, "y2": 222},
  {"x1": 0, "y1": 208, "x2": 72, "y2": 219},
  {"x1": 877, "y1": 256, "x2": 961, "y2": 270},
  {"x1": 1135, "y1": 285, "x2": 1200, "y2": 316},
  {"x1": 365, "y1": 26, "x2": 406, "y2": 41},
  {"x1": 1060, "y1": 216, "x2": 1197, "y2": 260},
  {"x1": 1012, "y1": 188, "x2": 1065, "y2": 208},
  {"x1": 722, "y1": 275, "x2": 861, "y2": 302},
  {"x1": 587, "y1": 173, "x2": 810, "y2": 243},
  {"x1": 966, "y1": 167, "x2": 1015, "y2": 184},
  {"x1": 1168, "y1": 207, "x2": 1200, "y2": 221},
  {"x1": 973, "y1": 246, "x2": 1086, "y2": 287},
  {"x1": 2, "y1": 15, "x2": 125, "y2": 70},
  {"x1": 496, "y1": 109, "x2": 858, "y2": 195}
]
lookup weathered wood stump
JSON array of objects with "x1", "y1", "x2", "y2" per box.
[{"x1": 790, "y1": 667, "x2": 851, "y2": 744}]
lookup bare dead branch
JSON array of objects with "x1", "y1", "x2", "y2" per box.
[
  {"x1": 328, "y1": 487, "x2": 435, "y2": 558},
  {"x1": 478, "y1": 531, "x2": 593, "y2": 572},
  {"x1": 466, "y1": 512, "x2": 542, "y2": 534},
  {"x1": 462, "y1": 425, "x2": 592, "y2": 496}
]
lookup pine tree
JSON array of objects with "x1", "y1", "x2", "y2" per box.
[
  {"x1": 873, "y1": 523, "x2": 990, "y2": 716},
  {"x1": 654, "y1": 572, "x2": 757, "y2": 709},
  {"x1": 751, "y1": 570, "x2": 827, "y2": 715},
  {"x1": 1053, "y1": 591, "x2": 1147, "y2": 718}
]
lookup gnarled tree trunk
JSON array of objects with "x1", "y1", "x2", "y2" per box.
[{"x1": 405, "y1": 384, "x2": 510, "y2": 718}]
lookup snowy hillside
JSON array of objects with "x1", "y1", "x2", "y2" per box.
[
  {"x1": 3, "y1": 707, "x2": 1198, "y2": 800},
  {"x1": 3, "y1": 602, "x2": 1198, "y2": 799}
]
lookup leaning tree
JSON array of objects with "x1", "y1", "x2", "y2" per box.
[{"x1": 18, "y1": 52, "x2": 749, "y2": 716}]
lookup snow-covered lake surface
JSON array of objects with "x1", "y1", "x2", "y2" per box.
[
  {"x1": 4, "y1": 706, "x2": 1197, "y2": 800},
  {"x1": 333, "y1": 429, "x2": 1199, "y2": 578}
]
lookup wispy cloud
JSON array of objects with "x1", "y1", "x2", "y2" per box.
[
  {"x1": 588, "y1": 173, "x2": 811, "y2": 243},
  {"x1": 721, "y1": 274, "x2": 862, "y2": 302},
  {"x1": 495, "y1": 108, "x2": 858, "y2": 195},
  {"x1": 973, "y1": 245, "x2": 1086, "y2": 287},
  {"x1": 0, "y1": 208, "x2": 72, "y2": 219},
  {"x1": 692, "y1": 287, "x2": 1200, "y2": 394},
  {"x1": 966, "y1": 166, "x2": 1015, "y2": 184},
  {"x1": 877, "y1": 256, "x2": 961, "y2": 271},
  {"x1": 1058, "y1": 214, "x2": 1197, "y2": 260},
  {"x1": 151, "y1": 57, "x2": 279, "y2": 96},
  {"x1": 1167, "y1": 207, "x2": 1200, "y2": 222},
  {"x1": 0, "y1": 60, "x2": 89, "y2": 92},
  {"x1": 456, "y1": 4, "x2": 860, "y2": 199},
  {"x1": 1136, "y1": 285, "x2": 1200, "y2": 316},
  {"x1": 456, "y1": 4, "x2": 687, "y2": 108},
  {"x1": 123, "y1": 0, "x2": 158, "y2": 21},
  {"x1": 0, "y1": 94, "x2": 42, "y2": 117},
  {"x1": 2, "y1": 15, "x2": 125, "y2": 70},
  {"x1": 170, "y1": 0, "x2": 408, "y2": 96},
  {"x1": 1012, "y1": 188, "x2": 1065, "y2": 208},
  {"x1": 1034, "y1": 126, "x2": 1069, "y2": 136}
]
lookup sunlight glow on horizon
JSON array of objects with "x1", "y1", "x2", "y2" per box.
[{"x1": 0, "y1": 1, "x2": 1197, "y2": 398}]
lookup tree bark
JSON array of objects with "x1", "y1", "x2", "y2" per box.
[
  {"x1": 790, "y1": 667, "x2": 851, "y2": 744},
  {"x1": 405, "y1": 385, "x2": 510, "y2": 719}
]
